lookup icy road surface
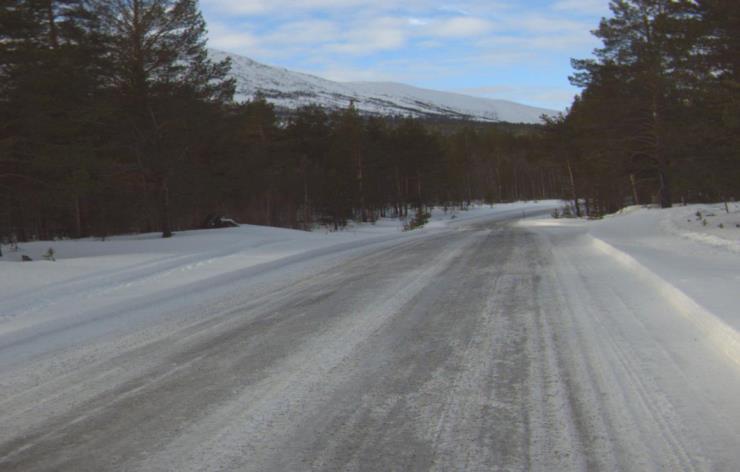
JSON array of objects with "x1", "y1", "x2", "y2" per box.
[{"x1": 1, "y1": 212, "x2": 739, "y2": 471}]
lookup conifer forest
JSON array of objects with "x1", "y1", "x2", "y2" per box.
[{"x1": 1, "y1": 0, "x2": 738, "y2": 240}]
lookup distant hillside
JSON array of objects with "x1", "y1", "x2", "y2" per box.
[{"x1": 210, "y1": 49, "x2": 558, "y2": 124}]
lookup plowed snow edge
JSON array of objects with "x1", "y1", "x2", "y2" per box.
[{"x1": 589, "y1": 235, "x2": 740, "y2": 369}]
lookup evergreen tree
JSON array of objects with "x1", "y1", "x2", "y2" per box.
[
  {"x1": 689, "y1": 0, "x2": 740, "y2": 202},
  {"x1": 97, "y1": 0, "x2": 234, "y2": 237},
  {"x1": 571, "y1": 0, "x2": 699, "y2": 208},
  {"x1": 285, "y1": 105, "x2": 331, "y2": 227},
  {"x1": 1, "y1": 0, "x2": 108, "y2": 240}
]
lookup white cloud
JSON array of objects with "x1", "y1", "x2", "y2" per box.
[
  {"x1": 205, "y1": 0, "x2": 429, "y2": 15},
  {"x1": 476, "y1": 31, "x2": 596, "y2": 53},
  {"x1": 467, "y1": 50, "x2": 537, "y2": 66},
  {"x1": 263, "y1": 20, "x2": 340, "y2": 45},
  {"x1": 408, "y1": 18, "x2": 429, "y2": 26},
  {"x1": 202, "y1": 1, "x2": 602, "y2": 59},
  {"x1": 199, "y1": 0, "x2": 607, "y2": 109},
  {"x1": 326, "y1": 20, "x2": 407, "y2": 55},
  {"x1": 436, "y1": 5, "x2": 474, "y2": 16},
  {"x1": 510, "y1": 15, "x2": 593, "y2": 34},
  {"x1": 433, "y1": 17, "x2": 492, "y2": 38},
  {"x1": 417, "y1": 39, "x2": 443, "y2": 48},
  {"x1": 206, "y1": 0, "x2": 270, "y2": 15},
  {"x1": 207, "y1": 22, "x2": 262, "y2": 52},
  {"x1": 551, "y1": 0, "x2": 610, "y2": 16}
]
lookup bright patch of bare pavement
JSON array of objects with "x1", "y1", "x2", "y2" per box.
[{"x1": 1, "y1": 202, "x2": 739, "y2": 471}]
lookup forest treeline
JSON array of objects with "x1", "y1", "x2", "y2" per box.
[
  {"x1": 1, "y1": 0, "x2": 738, "y2": 242},
  {"x1": 0, "y1": 0, "x2": 558, "y2": 240},
  {"x1": 550, "y1": 0, "x2": 739, "y2": 216}
]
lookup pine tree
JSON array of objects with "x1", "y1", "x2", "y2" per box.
[
  {"x1": 690, "y1": 0, "x2": 740, "y2": 202},
  {"x1": 97, "y1": 0, "x2": 235, "y2": 237},
  {"x1": 332, "y1": 103, "x2": 367, "y2": 222},
  {"x1": 571, "y1": 0, "x2": 699, "y2": 208},
  {"x1": 1, "y1": 0, "x2": 108, "y2": 240},
  {"x1": 285, "y1": 105, "x2": 331, "y2": 227}
]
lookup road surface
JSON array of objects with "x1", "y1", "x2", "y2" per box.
[{"x1": 1, "y1": 215, "x2": 738, "y2": 471}]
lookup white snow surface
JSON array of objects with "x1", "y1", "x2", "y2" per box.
[
  {"x1": 2, "y1": 200, "x2": 740, "y2": 470},
  {"x1": 210, "y1": 49, "x2": 557, "y2": 124},
  {"x1": 0, "y1": 201, "x2": 556, "y2": 354},
  {"x1": 520, "y1": 203, "x2": 740, "y2": 366},
  {"x1": 4, "y1": 200, "x2": 736, "y2": 361}
]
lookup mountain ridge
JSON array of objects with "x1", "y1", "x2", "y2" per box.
[{"x1": 210, "y1": 49, "x2": 558, "y2": 124}]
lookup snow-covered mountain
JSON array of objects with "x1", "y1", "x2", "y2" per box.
[{"x1": 210, "y1": 49, "x2": 557, "y2": 124}]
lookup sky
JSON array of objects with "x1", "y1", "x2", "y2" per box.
[{"x1": 199, "y1": 0, "x2": 612, "y2": 111}]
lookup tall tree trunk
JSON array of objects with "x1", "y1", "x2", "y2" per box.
[
  {"x1": 540, "y1": 170, "x2": 546, "y2": 200},
  {"x1": 74, "y1": 197, "x2": 82, "y2": 238},
  {"x1": 630, "y1": 173, "x2": 640, "y2": 205},
  {"x1": 46, "y1": 0, "x2": 59, "y2": 49},
  {"x1": 355, "y1": 149, "x2": 366, "y2": 222},
  {"x1": 566, "y1": 159, "x2": 581, "y2": 217},
  {"x1": 160, "y1": 178, "x2": 172, "y2": 238},
  {"x1": 303, "y1": 178, "x2": 310, "y2": 229},
  {"x1": 416, "y1": 170, "x2": 423, "y2": 210},
  {"x1": 658, "y1": 168, "x2": 671, "y2": 208},
  {"x1": 394, "y1": 166, "x2": 402, "y2": 217},
  {"x1": 465, "y1": 172, "x2": 472, "y2": 206},
  {"x1": 651, "y1": 91, "x2": 672, "y2": 208},
  {"x1": 13, "y1": 200, "x2": 27, "y2": 242}
]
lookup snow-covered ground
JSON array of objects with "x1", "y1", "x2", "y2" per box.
[
  {"x1": 0, "y1": 201, "x2": 557, "y2": 357},
  {"x1": 514, "y1": 204, "x2": 740, "y2": 470},
  {"x1": 2, "y1": 200, "x2": 739, "y2": 470},
  {"x1": 4, "y1": 199, "x2": 735, "y2": 366},
  {"x1": 660, "y1": 202, "x2": 740, "y2": 253},
  {"x1": 520, "y1": 202, "x2": 740, "y2": 366}
]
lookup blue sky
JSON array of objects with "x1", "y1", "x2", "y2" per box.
[{"x1": 200, "y1": 0, "x2": 612, "y2": 110}]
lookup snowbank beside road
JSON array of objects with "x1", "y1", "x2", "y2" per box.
[
  {"x1": 659, "y1": 202, "x2": 740, "y2": 253},
  {"x1": 520, "y1": 204, "x2": 740, "y2": 365},
  {"x1": 589, "y1": 235, "x2": 740, "y2": 368}
]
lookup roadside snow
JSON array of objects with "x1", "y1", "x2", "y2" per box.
[
  {"x1": 0, "y1": 201, "x2": 558, "y2": 358},
  {"x1": 660, "y1": 202, "x2": 740, "y2": 253},
  {"x1": 520, "y1": 204, "x2": 740, "y2": 366}
]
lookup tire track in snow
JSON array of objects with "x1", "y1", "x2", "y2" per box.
[
  {"x1": 0, "y1": 235, "x2": 433, "y2": 444},
  {"x1": 0, "y1": 230, "x2": 428, "y2": 366},
  {"x1": 546, "y1": 231, "x2": 739, "y2": 470},
  {"x1": 2, "y1": 220, "x2": 738, "y2": 471},
  {"x1": 589, "y1": 235, "x2": 740, "y2": 369},
  {"x1": 0, "y1": 230, "x2": 477, "y2": 471},
  {"x1": 130, "y1": 229, "x2": 480, "y2": 472},
  {"x1": 428, "y1": 229, "x2": 587, "y2": 472}
]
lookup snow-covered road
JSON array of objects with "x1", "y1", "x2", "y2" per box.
[{"x1": 1, "y1": 208, "x2": 738, "y2": 470}]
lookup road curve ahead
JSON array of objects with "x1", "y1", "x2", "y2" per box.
[{"x1": 1, "y1": 217, "x2": 738, "y2": 471}]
